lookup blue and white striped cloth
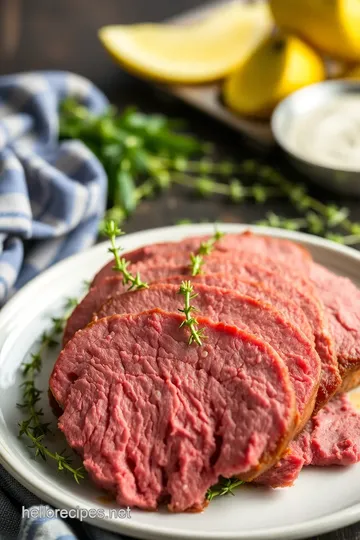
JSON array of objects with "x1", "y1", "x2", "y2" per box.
[
  {"x1": 0, "y1": 72, "x2": 129, "y2": 540},
  {"x1": 0, "y1": 71, "x2": 108, "y2": 304}
]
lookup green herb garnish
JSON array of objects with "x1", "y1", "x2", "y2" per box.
[
  {"x1": 190, "y1": 229, "x2": 225, "y2": 276},
  {"x1": 206, "y1": 477, "x2": 245, "y2": 501},
  {"x1": 18, "y1": 297, "x2": 85, "y2": 484},
  {"x1": 178, "y1": 280, "x2": 206, "y2": 346},
  {"x1": 103, "y1": 219, "x2": 148, "y2": 290},
  {"x1": 60, "y1": 100, "x2": 360, "y2": 245}
]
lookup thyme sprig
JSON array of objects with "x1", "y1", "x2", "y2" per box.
[
  {"x1": 190, "y1": 253, "x2": 204, "y2": 277},
  {"x1": 103, "y1": 220, "x2": 148, "y2": 290},
  {"x1": 18, "y1": 297, "x2": 85, "y2": 484},
  {"x1": 190, "y1": 229, "x2": 225, "y2": 276},
  {"x1": 60, "y1": 100, "x2": 360, "y2": 246},
  {"x1": 21, "y1": 429, "x2": 84, "y2": 483},
  {"x1": 178, "y1": 281, "x2": 206, "y2": 346},
  {"x1": 206, "y1": 477, "x2": 245, "y2": 501}
]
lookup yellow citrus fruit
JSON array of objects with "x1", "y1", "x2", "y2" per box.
[
  {"x1": 346, "y1": 64, "x2": 360, "y2": 79},
  {"x1": 98, "y1": 2, "x2": 272, "y2": 84},
  {"x1": 223, "y1": 34, "x2": 326, "y2": 119},
  {"x1": 270, "y1": 0, "x2": 360, "y2": 62}
]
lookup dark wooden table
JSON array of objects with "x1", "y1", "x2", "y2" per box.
[{"x1": 0, "y1": 1, "x2": 359, "y2": 539}]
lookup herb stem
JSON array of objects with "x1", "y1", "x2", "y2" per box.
[
  {"x1": 18, "y1": 296, "x2": 85, "y2": 484},
  {"x1": 23, "y1": 428, "x2": 84, "y2": 483},
  {"x1": 135, "y1": 178, "x2": 157, "y2": 203},
  {"x1": 206, "y1": 477, "x2": 245, "y2": 501},
  {"x1": 103, "y1": 220, "x2": 149, "y2": 290},
  {"x1": 178, "y1": 281, "x2": 205, "y2": 346},
  {"x1": 172, "y1": 174, "x2": 229, "y2": 195},
  {"x1": 60, "y1": 99, "x2": 360, "y2": 248},
  {"x1": 190, "y1": 229, "x2": 225, "y2": 276}
]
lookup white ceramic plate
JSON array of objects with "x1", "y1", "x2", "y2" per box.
[{"x1": 1, "y1": 223, "x2": 360, "y2": 540}]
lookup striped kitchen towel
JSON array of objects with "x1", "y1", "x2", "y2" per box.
[{"x1": 0, "y1": 71, "x2": 108, "y2": 304}]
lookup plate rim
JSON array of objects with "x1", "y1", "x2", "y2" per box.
[{"x1": 1, "y1": 222, "x2": 360, "y2": 540}]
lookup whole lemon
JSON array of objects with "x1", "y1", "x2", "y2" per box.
[
  {"x1": 347, "y1": 65, "x2": 360, "y2": 78},
  {"x1": 270, "y1": 0, "x2": 360, "y2": 62},
  {"x1": 223, "y1": 33, "x2": 325, "y2": 119}
]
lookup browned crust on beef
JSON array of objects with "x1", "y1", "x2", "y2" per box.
[
  {"x1": 339, "y1": 360, "x2": 360, "y2": 392},
  {"x1": 239, "y1": 410, "x2": 297, "y2": 481}
]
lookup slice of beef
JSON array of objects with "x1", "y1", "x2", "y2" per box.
[
  {"x1": 157, "y1": 273, "x2": 313, "y2": 343},
  {"x1": 256, "y1": 393, "x2": 360, "y2": 488},
  {"x1": 256, "y1": 424, "x2": 312, "y2": 488},
  {"x1": 91, "y1": 236, "x2": 210, "y2": 286},
  {"x1": 63, "y1": 280, "x2": 121, "y2": 345},
  {"x1": 310, "y1": 263, "x2": 360, "y2": 392},
  {"x1": 92, "y1": 232, "x2": 311, "y2": 287},
  {"x1": 50, "y1": 309, "x2": 296, "y2": 511},
  {"x1": 64, "y1": 264, "x2": 187, "y2": 345},
  {"x1": 216, "y1": 231, "x2": 311, "y2": 269},
  {"x1": 96, "y1": 284, "x2": 321, "y2": 431}
]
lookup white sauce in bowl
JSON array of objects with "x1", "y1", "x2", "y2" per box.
[{"x1": 287, "y1": 94, "x2": 360, "y2": 171}]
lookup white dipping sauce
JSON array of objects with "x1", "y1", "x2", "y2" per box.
[{"x1": 287, "y1": 94, "x2": 360, "y2": 171}]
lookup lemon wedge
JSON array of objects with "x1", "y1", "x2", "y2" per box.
[{"x1": 98, "y1": 2, "x2": 272, "y2": 84}]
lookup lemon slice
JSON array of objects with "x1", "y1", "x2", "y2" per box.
[{"x1": 98, "y1": 2, "x2": 272, "y2": 84}]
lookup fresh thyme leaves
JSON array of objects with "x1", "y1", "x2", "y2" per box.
[
  {"x1": 198, "y1": 230, "x2": 225, "y2": 256},
  {"x1": 59, "y1": 100, "x2": 360, "y2": 245},
  {"x1": 178, "y1": 280, "x2": 206, "y2": 346},
  {"x1": 21, "y1": 430, "x2": 84, "y2": 483},
  {"x1": 206, "y1": 477, "x2": 245, "y2": 501},
  {"x1": 59, "y1": 99, "x2": 205, "y2": 229},
  {"x1": 18, "y1": 297, "x2": 85, "y2": 484},
  {"x1": 190, "y1": 229, "x2": 225, "y2": 276},
  {"x1": 190, "y1": 253, "x2": 204, "y2": 277},
  {"x1": 103, "y1": 220, "x2": 148, "y2": 290}
]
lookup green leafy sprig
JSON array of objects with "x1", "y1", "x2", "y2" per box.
[
  {"x1": 178, "y1": 281, "x2": 206, "y2": 346},
  {"x1": 103, "y1": 220, "x2": 148, "y2": 290},
  {"x1": 59, "y1": 99, "x2": 360, "y2": 246},
  {"x1": 59, "y1": 99, "x2": 206, "y2": 228},
  {"x1": 190, "y1": 229, "x2": 225, "y2": 276},
  {"x1": 17, "y1": 297, "x2": 85, "y2": 483},
  {"x1": 206, "y1": 477, "x2": 245, "y2": 501},
  {"x1": 169, "y1": 159, "x2": 360, "y2": 245}
]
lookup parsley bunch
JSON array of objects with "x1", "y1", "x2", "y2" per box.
[{"x1": 60, "y1": 99, "x2": 360, "y2": 246}]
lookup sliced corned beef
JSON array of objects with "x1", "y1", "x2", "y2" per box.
[
  {"x1": 256, "y1": 393, "x2": 360, "y2": 488},
  {"x1": 310, "y1": 263, "x2": 360, "y2": 392},
  {"x1": 96, "y1": 284, "x2": 321, "y2": 431},
  {"x1": 216, "y1": 231, "x2": 311, "y2": 269},
  {"x1": 191, "y1": 257, "x2": 339, "y2": 410},
  {"x1": 255, "y1": 424, "x2": 311, "y2": 488},
  {"x1": 211, "y1": 259, "x2": 339, "y2": 410},
  {"x1": 92, "y1": 233, "x2": 311, "y2": 287},
  {"x1": 91, "y1": 236, "x2": 210, "y2": 286},
  {"x1": 64, "y1": 266, "x2": 185, "y2": 345},
  {"x1": 158, "y1": 273, "x2": 313, "y2": 343},
  {"x1": 66, "y1": 257, "x2": 339, "y2": 410},
  {"x1": 150, "y1": 256, "x2": 338, "y2": 408},
  {"x1": 50, "y1": 309, "x2": 296, "y2": 511},
  {"x1": 63, "y1": 280, "x2": 121, "y2": 345}
]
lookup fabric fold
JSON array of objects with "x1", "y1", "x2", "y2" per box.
[{"x1": 0, "y1": 71, "x2": 109, "y2": 304}]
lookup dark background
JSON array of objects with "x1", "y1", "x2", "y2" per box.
[{"x1": 0, "y1": 1, "x2": 358, "y2": 539}]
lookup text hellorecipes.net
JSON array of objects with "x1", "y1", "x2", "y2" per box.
[{"x1": 22, "y1": 505, "x2": 132, "y2": 521}]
